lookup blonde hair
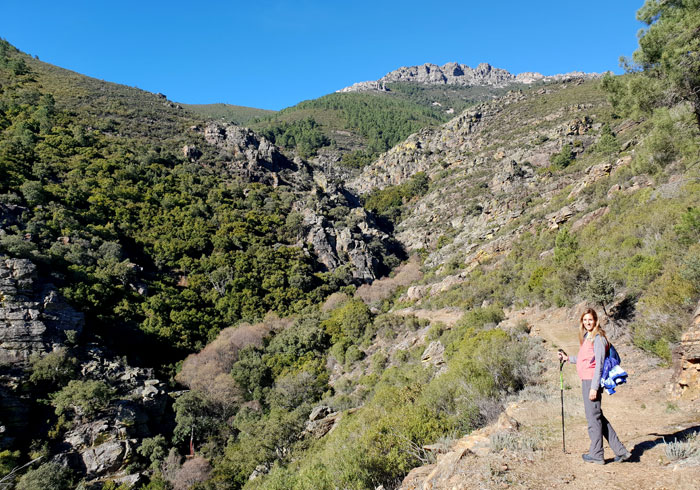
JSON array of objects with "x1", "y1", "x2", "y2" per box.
[{"x1": 578, "y1": 308, "x2": 608, "y2": 344}]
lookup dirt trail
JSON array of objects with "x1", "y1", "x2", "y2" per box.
[{"x1": 500, "y1": 306, "x2": 700, "y2": 489}]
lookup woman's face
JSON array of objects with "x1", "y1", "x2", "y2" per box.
[{"x1": 582, "y1": 313, "x2": 596, "y2": 332}]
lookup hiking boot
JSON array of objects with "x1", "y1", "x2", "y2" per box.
[
  {"x1": 614, "y1": 451, "x2": 632, "y2": 463},
  {"x1": 581, "y1": 453, "x2": 605, "y2": 465}
]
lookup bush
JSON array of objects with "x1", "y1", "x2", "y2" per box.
[
  {"x1": 490, "y1": 431, "x2": 539, "y2": 452},
  {"x1": 0, "y1": 449, "x2": 20, "y2": 478},
  {"x1": 29, "y1": 348, "x2": 78, "y2": 389},
  {"x1": 593, "y1": 124, "x2": 619, "y2": 156},
  {"x1": 137, "y1": 435, "x2": 169, "y2": 470},
  {"x1": 176, "y1": 321, "x2": 274, "y2": 413},
  {"x1": 549, "y1": 144, "x2": 574, "y2": 169},
  {"x1": 322, "y1": 299, "x2": 372, "y2": 343},
  {"x1": 675, "y1": 207, "x2": 700, "y2": 246},
  {"x1": 632, "y1": 265, "x2": 698, "y2": 361},
  {"x1": 51, "y1": 379, "x2": 115, "y2": 419},
  {"x1": 173, "y1": 456, "x2": 212, "y2": 490},
  {"x1": 16, "y1": 462, "x2": 74, "y2": 490},
  {"x1": 664, "y1": 432, "x2": 699, "y2": 461}
]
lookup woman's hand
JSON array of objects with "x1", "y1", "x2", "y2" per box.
[
  {"x1": 557, "y1": 351, "x2": 568, "y2": 362},
  {"x1": 589, "y1": 389, "x2": 597, "y2": 401}
]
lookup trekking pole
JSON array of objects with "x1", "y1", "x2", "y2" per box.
[{"x1": 558, "y1": 349, "x2": 567, "y2": 453}]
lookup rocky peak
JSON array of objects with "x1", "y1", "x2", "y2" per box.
[{"x1": 337, "y1": 62, "x2": 602, "y2": 92}]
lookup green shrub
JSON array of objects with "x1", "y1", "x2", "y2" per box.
[
  {"x1": 322, "y1": 299, "x2": 372, "y2": 343},
  {"x1": 51, "y1": 379, "x2": 115, "y2": 419},
  {"x1": 0, "y1": 449, "x2": 20, "y2": 478},
  {"x1": 363, "y1": 172, "x2": 430, "y2": 223},
  {"x1": 137, "y1": 435, "x2": 169, "y2": 470},
  {"x1": 370, "y1": 351, "x2": 388, "y2": 372},
  {"x1": 593, "y1": 124, "x2": 619, "y2": 156},
  {"x1": 675, "y1": 207, "x2": 700, "y2": 246},
  {"x1": 16, "y1": 462, "x2": 74, "y2": 490},
  {"x1": 549, "y1": 144, "x2": 574, "y2": 169},
  {"x1": 344, "y1": 345, "x2": 364, "y2": 366},
  {"x1": 29, "y1": 348, "x2": 78, "y2": 389},
  {"x1": 427, "y1": 321, "x2": 446, "y2": 341}
]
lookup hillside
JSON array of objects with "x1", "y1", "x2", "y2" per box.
[
  {"x1": 0, "y1": 39, "x2": 404, "y2": 487},
  {"x1": 247, "y1": 64, "x2": 600, "y2": 177},
  {"x1": 181, "y1": 103, "x2": 276, "y2": 125}
]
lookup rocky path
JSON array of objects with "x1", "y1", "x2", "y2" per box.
[{"x1": 399, "y1": 305, "x2": 700, "y2": 489}]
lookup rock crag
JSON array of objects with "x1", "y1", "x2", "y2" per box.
[{"x1": 338, "y1": 62, "x2": 602, "y2": 92}]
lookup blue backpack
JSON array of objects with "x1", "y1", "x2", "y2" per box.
[{"x1": 601, "y1": 343, "x2": 628, "y2": 395}]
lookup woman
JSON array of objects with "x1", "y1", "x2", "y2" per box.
[{"x1": 558, "y1": 308, "x2": 632, "y2": 464}]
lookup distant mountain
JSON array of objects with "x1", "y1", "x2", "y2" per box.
[
  {"x1": 182, "y1": 102, "x2": 276, "y2": 125},
  {"x1": 338, "y1": 62, "x2": 602, "y2": 92}
]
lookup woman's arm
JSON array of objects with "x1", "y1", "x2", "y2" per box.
[{"x1": 589, "y1": 335, "x2": 607, "y2": 399}]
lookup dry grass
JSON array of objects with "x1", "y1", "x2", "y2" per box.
[{"x1": 355, "y1": 255, "x2": 423, "y2": 304}]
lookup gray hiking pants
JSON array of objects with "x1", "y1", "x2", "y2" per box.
[{"x1": 582, "y1": 379, "x2": 627, "y2": 459}]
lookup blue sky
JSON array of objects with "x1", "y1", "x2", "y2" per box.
[{"x1": 2, "y1": 1, "x2": 644, "y2": 110}]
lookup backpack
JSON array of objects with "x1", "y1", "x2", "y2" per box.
[{"x1": 600, "y1": 343, "x2": 628, "y2": 395}]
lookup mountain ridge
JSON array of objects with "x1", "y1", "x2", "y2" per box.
[{"x1": 338, "y1": 61, "x2": 603, "y2": 93}]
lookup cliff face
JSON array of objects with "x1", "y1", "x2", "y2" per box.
[
  {"x1": 0, "y1": 258, "x2": 84, "y2": 366},
  {"x1": 0, "y1": 258, "x2": 169, "y2": 482}
]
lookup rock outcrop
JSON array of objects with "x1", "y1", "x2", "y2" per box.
[
  {"x1": 399, "y1": 410, "x2": 521, "y2": 490},
  {"x1": 202, "y1": 124, "x2": 391, "y2": 282},
  {"x1": 672, "y1": 301, "x2": 700, "y2": 400},
  {"x1": 338, "y1": 62, "x2": 602, "y2": 92},
  {"x1": 204, "y1": 123, "x2": 305, "y2": 186},
  {"x1": 52, "y1": 348, "x2": 169, "y2": 480},
  {"x1": 300, "y1": 208, "x2": 385, "y2": 281},
  {"x1": 0, "y1": 258, "x2": 84, "y2": 365}
]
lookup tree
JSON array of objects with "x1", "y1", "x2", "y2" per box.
[
  {"x1": 633, "y1": 0, "x2": 700, "y2": 126},
  {"x1": 586, "y1": 270, "x2": 617, "y2": 317}
]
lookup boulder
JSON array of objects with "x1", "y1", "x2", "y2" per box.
[
  {"x1": 80, "y1": 440, "x2": 130, "y2": 477},
  {"x1": 421, "y1": 341, "x2": 445, "y2": 368},
  {"x1": 547, "y1": 205, "x2": 574, "y2": 229},
  {"x1": 309, "y1": 405, "x2": 333, "y2": 422}
]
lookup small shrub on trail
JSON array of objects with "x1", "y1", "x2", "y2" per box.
[
  {"x1": 490, "y1": 431, "x2": 539, "y2": 452},
  {"x1": 664, "y1": 432, "x2": 699, "y2": 461}
]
